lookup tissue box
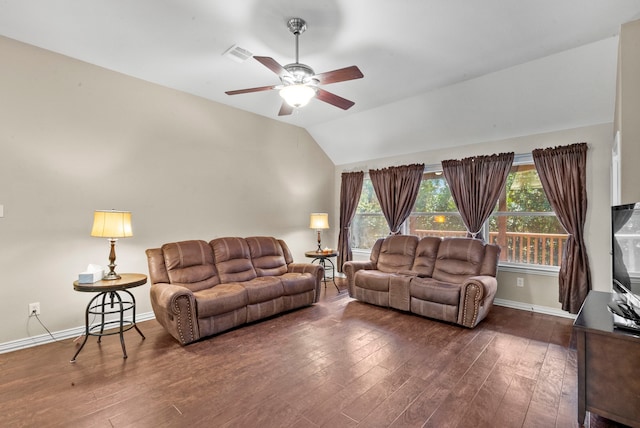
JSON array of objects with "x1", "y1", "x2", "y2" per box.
[{"x1": 78, "y1": 270, "x2": 103, "y2": 284}]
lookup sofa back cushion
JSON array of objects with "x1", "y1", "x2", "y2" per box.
[
  {"x1": 161, "y1": 240, "x2": 220, "y2": 292},
  {"x1": 369, "y1": 238, "x2": 384, "y2": 266},
  {"x1": 432, "y1": 238, "x2": 487, "y2": 284},
  {"x1": 376, "y1": 235, "x2": 419, "y2": 273},
  {"x1": 480, "y1": 244, "x2": 500, "y2": 276},
  {"x1": 411, "y1": 237, "x2": 441, "y2": 277},
  {"x1": 210, "y1": 237, "x2": 257, "y2": 283},
  {"x1": 146, "y1": 248, "x2": 170, "y2": 284},
  {"x1": 246, "y1": 236, "x2": 288, "y2": 276},
  {"x1": 278, "y1": 239, "x2": 294, "y2": 265}
]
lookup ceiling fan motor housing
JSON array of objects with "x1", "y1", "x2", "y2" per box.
[{"x1": 283, "y1": 63, "x2": 316, "y2": 85}]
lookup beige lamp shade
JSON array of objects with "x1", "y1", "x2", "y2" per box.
[
  {"x1": 91, "y1": 210, "x2": 133, "y2": 238},
  {"x1": 309, "y1": 213, "x2": 329, "y2": 230}
]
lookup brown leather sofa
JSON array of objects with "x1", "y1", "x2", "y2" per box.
[
  {"x1": 146, "y1": 236, "x2": 323, "y2": 345},
  {"x1": 343, "y1": 235, "x2": 500, "y2": 328}
]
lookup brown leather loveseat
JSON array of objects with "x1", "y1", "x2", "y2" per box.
[
  {"x1": 343, "y1": 235, "x2": 500, "y2": 328},
  {"x1": 146, "y1": 236, "x2": 323, "y2": 345}
]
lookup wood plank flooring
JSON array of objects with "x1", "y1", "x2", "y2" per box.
[{"x1": 0, "y1": 278, "x2": 631, "y2": 427}]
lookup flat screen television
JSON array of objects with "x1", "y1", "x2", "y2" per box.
[
  {"x1": 612, "y1": 203, "x2": 640, "y2": 295},
  {"x1": 611, "y1": 203, "x2": 640, "y2": 329}
]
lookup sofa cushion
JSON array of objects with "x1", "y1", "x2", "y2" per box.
[
  {"x1": 241, "y1": 277, "x2": 284, "y2": 304},
  {"x1": 246, "y1": 236, "x2": 288, "y2": 276},
  {"x1": 377, "y1": 235, "x2": 419, "y2": 273},
  {"x1": 210, "y1": 237, "x2": 257, "y2": 283},
  {"x1": 162, "y1": 240, "x2": 220, "y2": 292},
  {"x1": 410, "y1": 277, "x2": 461, "y2": 306},
  {"x1": 480, "y1": 244, "x2": 501, "y2": 276},
  {"x1": 279, "y1": 272, "x2": 316, "y2": 295},
  {"x1": 354, "y1": 270, "x2": 392, "y2": 292},
  {"x1": 411, "y1": 237, "x2": 441, "y2": 277},
  {"x1": 432, "y1": 238, "x2": 485, "y2": 284},
  {"x1": 193, "y1": 283, "x2": 248, "y2": 318}
]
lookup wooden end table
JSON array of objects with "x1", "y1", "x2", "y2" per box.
[
  {"x1": 305, "y1": 251, "x2": 339, "y2": 292},
  {"x1": 71, "y1": 273, "x2": 147, "y2": 363}
]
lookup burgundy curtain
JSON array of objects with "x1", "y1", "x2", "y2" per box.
[
  {"x1": 442, "y1": 152, "x2": 514, "y2": 240},
  {"x1": 533, "y1": 142, "x2": 591, "y2": 314},
  {"x1": 337, "y1": 171, "x2": 364, "y2": 272},
  {"x1": 369, "y1": 163, "x2": 425, "y2": 234}
]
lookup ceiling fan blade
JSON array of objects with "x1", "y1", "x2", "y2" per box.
[
  {"x1": 278, "y1": 102, "x2": 294, "y2": 116},
  {"x1": 315, "y1": 89, "x2": 355, "y2": 110},
  {"x1": 225, "y1": 85, "x2": 277, "y2": 95},
  {"x1": 314, "y1": 66, "x2": 363, "y2": 85},
  {"x1": 254, "y1": 56, "x2": 291, "y2": 78}
]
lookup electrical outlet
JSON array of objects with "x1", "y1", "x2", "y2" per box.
[
  {"x1": 516, "y1": 277, "x2": 524, "y2": 287},
  {"x1": 28, "y1": 302, "x2": 40, "y2": 317}
]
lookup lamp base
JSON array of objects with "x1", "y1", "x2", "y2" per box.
[
  {"x1": 103, "y1": 238, "x2": 121, "y2": 280},
  {"x1": 103, "y1": 271, "x2": 121, "y2": 281}
]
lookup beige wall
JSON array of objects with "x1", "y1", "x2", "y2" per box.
[
  {"x1": 615, "y1": 19, "x2": 640, "y2": 204},
  {"x1": 336, "y1": 123, "x2": 613, "y2": 313},
  {"x1": 0, "y1": 36, "x2": 335, "y2": 344}
]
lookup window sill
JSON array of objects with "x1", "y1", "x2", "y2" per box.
[
  {"x1": 498, "y1": 263, "x2": 559, "y2": 277},
  {"x1": 352, "y1": 249, "x2": 371, "y2": 254}
]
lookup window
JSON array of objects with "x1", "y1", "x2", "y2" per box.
[
  {"x1": 407, "y1": 170, "x2": 466, "y2": 238},
  {"x1": 351, "y1": 178, "x2": 386, "y2": 250},
  {"x1": 487, "y1": 160, "x2": 568, "y2": 268},
  {"x1": 350, "y1": 156, "x2": 568, "y2": 269},
  {"x1": 352, "y1": 169, "x2": 467, "y2": 250}
]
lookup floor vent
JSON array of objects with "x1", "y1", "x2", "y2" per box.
[{"x1": 222, "y1": 44, "x2": 253, "y2": 63}]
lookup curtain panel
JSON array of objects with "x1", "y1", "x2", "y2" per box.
[
  {"x1": 442, "y1": 152, "x2": 514, "y2": 240},
  {"x1": 337, "y1": 171, "x2": 364, "y2": 272},
  {"x1": 533, "y1": 142, "x2": 591, "y2": 314},
  {"x1": 369, "y1": 163, "x2": 425, "y2": 234}
]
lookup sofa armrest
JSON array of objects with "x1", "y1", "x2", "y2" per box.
[
  {"x1": 150, "y1": 283, "x2": 200, "y2": 345},
  {"x1": 288, "y1": 263, "x2": 324, "y2": 303},
  {"x1": 457, "y1": 276, "x2": 498, "y2": 328},
  {"x1": 343, "y1": 261, "x2": 375, "y2": 297}
]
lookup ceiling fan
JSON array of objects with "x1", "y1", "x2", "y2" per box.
[{"x1": 225, "y1": 17, "x2": 364, "y2": 116}]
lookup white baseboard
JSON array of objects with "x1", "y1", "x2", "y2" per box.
[
  {"x1": 493, "y1": 298, "x2": 575, "y2": 319},
  {"x1": 0, "y1": 311, "x2": 156, "y2": 354}
]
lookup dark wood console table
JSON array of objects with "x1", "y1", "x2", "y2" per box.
[{"x1": 573, "y1": 290, "x2": 640, "y2": 427}]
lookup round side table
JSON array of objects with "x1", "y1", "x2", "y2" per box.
[
  {"x1": 71, "y1": 273, "x2": 147, "y2": 363},
  {"x1": 305, "y1": 251, "x2": 340, "y2": 292}
]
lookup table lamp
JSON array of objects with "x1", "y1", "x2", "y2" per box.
[
  {"x1": 91, "y1": 209, "x2": 133, "y2": 280},
  {"x1": 309, "y1": 213, "x2": 329, "y2": 252}
]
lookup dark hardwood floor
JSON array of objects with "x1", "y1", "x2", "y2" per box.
[{"x1": 0, "y1": 278, "x2": 631, "y2": 427}]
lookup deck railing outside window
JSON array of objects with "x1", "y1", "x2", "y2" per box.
[{"x1": 414, "y1": 229, "x2": 567, "y2": 267}]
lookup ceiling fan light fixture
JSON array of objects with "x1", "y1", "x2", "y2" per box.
[{"x1": 279, "y1": 84, "x2": 316, "y2": 108}]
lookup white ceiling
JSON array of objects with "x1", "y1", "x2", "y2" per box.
[{"x1": 2, "y1": 0, "x2": 640, "y2": 164}]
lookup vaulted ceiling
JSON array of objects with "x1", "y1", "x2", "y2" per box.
[{"x1": 2, "y1": 1, "x2": 640, "y2": 164}]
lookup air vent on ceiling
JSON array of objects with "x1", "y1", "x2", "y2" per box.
[{"x1": 222, "y1": 44, "x2": 253, "y2": 63}]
